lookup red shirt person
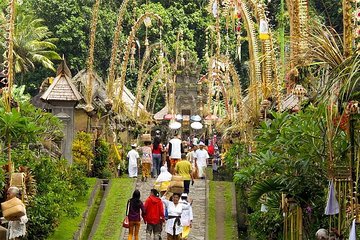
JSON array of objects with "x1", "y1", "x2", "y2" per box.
[{"x1": 144, "y1": 189, "x2": 165, "y2": 239}]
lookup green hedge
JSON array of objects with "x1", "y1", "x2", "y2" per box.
[{"x1": 47, "y1": 178, "x2": 97, "y2": 240}]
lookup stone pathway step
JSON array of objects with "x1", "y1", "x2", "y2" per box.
[{"x1": 120, "y1": 178, "x2": 207, "y2": 240}]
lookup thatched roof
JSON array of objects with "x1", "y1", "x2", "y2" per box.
[
  {"x1": 41, "y1": 60, "x2": 82, "y2": 103},
  {"x1": 72, "y1": 70, "x2": 144, "y2": 112}
]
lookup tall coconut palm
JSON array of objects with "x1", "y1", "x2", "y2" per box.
[{"x1": 1, "y1": 9, "x2": 61, "y2": 74}]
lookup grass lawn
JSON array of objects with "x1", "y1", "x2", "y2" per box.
[
  {"x1": 208, "y1": 181, "x2": 238, "y2": 240},
  {"x1": 223, "y1": 182, "x2": 238, "y2": 239},
  {"x1": 48, "y1": 178, "x2": 97, "y2": 240},
  {"x1": 92, "y1": 178, "x2": 134, "y2": 240},
  {"x1": 208, "y1": 181, "x2": 217, "y2": 240}
]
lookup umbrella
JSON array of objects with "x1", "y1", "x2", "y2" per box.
[
  {"x1": 175, "y1": 114, "x2": 183, "y2": 121},
  {"x1": 190, "y1": 115, "x2": 202, "y2": 122},
  {"x1": 164, "y1": 114, "x2": 173, "y2": 120},
  {"x1": 169, "y1": 121, "x2": 181, "y2": 130},
  {"x1": 191, "y1": 122, "x2": 203, "y2": 130}
]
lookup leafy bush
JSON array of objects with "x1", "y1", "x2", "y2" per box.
[
  {"x1": 231, "y1": 106, "x2": 348, "y2": 238},
  {"x1": 92, "y1": 138, "x2": 110, "y2": 178},
  {"x1": 247, "y1": 209, "x2": 283, "y2": 240},
  {"x1": 0, "y1": 94, "x2": 89, "y2": 239},
  {"x1": 14, "y1": 150, "x2": 89, "y2": 240},
  {"x1": 72, "y1": 132, "x2": 94, "y2": 171}
]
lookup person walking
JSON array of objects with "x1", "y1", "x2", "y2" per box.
[
  {"x1": 152, "y1": 137, "x2": 163, "y2": 178},
  {"x1": 144, "y1": 189, "x2": 165, "y2": 240},
  {"x1": 175, "y1": 154, "x2": 193, "y2": 194},
  {"x1": 186, "y1": 145, "x2": 198, "y2": 180},
  {"x1": 194, "y1": 142, "x2": 209, "y2": 179},
  {"x1": 141, "y1": 141, "x2": 153, "y2": 182},
  {"x1": 127, "y1": 190, "x2": 146, "y2": 240},
  {"x1": 162, "y1": 193, "x2": 186, "y2": 240},
  {"x1": 179, "y1": 193, "x2": 193, "y2": 240},
  {"x1": 167, "y1": 135, "x2": 183, "y2": 174},
  {"x1": 5, "y1": 187, "x2": 28, "y2": 240},
  {"x1": 155, "y1": 166, "x2": 173, "y2": 196},
  {"x1": 127, "y1": 144, "x2": 140, "y2": 178}
]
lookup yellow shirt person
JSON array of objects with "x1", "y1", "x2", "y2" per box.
[{"x1": 175, "y1": 157, "x2": 193, "y2": 194}]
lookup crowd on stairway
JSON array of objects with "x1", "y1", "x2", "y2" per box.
[{"x1": 123, "y1": 131, "x2": 220, "y2": 240}]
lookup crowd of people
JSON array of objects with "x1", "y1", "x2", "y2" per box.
[{"x1": 125, "y1": 132, "x2": 219, "y2": 240}]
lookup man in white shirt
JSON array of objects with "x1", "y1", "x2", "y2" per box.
[
  {"x1": 167, "y1": 134, "x2": 183, "y2": 174},
  {"x1": 127, "y1": 143, "x2": 140, "y2": 178},
  {"x1": 194, "y1": 142, "x2": 209, "y2": 179}
]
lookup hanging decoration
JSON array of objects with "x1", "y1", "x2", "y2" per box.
[
  {"x1": 144, "y1": 16, "x2": 152, "y2": 28},
  {"x1": 130, "y1": 42, "x2": 136, "y2": 71},
  {"x1": 349, "y1": 219, "x2": 356, "y2": 240},
  {"x1": 259, "y1": 19, "x2": 270, "y2": 40},
  {"x1": 212, "y1": 0, "x2": 218, "y2": 17},
  {"x1": 324, "y1": 180, "x2": 339, "y2": 215}
]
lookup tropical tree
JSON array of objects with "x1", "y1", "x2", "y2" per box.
[
  {"x1": 12, "y1": 11, "x2": 61, "y2": 73},
  {"x1": 0, "y1": 6, "x2": 61, "y2": 75}
]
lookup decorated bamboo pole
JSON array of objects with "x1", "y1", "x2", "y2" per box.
[
  {"x1": 3, "y1": 0, "x2": 16, "y2": 173},
  {"x1": 343, "y1": 0, "x2": 353, "y2": 58},
  {"x1": 143, "y1": 65, "x2": 165, "y2": 110},
  {"x1": 170, "y1": 30, "x2": 182, "y2": 116},
  {"x1": 280, "y1": 0, "x2": 285, "y2": 80},
  {"x1": 113, "y1": 13, "x2": 162, "y2": 112},
  {"x1": 106, "y1": 0, "x2": 131, "y2": 104},
  {"x1": 235, "y1": 0, "x2": 261, "y2": 119},
  {"x1": 133, "y1": 43, "x2": 162, "y2": 117},
  {"x1": 3, "y1": 0, "x2": 16, "y2": 113},
  {"x1": 85, "y1": 0, "x2": 101, "y2": 113}
]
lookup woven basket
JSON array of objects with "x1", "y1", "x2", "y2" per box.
[
  {"x1": 10, "y1": 173, "x2": 25, "y2": 188},
  {"x1": 141, "y1": 134, "x2": 152, "y2": 142},
  {"x1": 169, "y1": 186, "x2": 184, "y2": 194},
  {"x1": 171, "y1": 175, "x2": 183, "y2": 182},
  {"x1": 170, "y1": 181, "x2": 184, "y2": 188},
  {"x1": 1, "y1": 197, "x2": 25, "y2": 221}
]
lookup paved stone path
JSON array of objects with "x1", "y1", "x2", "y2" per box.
[{"x1": 121, "y1": 178, "x2": 207, "y2": 240}]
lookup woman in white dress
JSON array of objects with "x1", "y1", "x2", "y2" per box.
[{"x1": 162, "y1": 193, "x2": 189, "y2": 240}]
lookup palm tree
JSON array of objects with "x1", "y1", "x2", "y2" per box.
[
  {"x1": 1, "y1": 8, "x2": 61, "y2": 74},
  {"x1": 13, "y1": 11, "x2": 61, "y2": 73}
]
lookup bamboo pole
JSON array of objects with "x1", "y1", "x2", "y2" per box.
[
  {"x1": 85, "y1": 0, "x2": 101, "y2": 112},
  {"x1": 4, "y1": 0, "x2": 16, "y2": 174},
  {"x1": 114, "y1": 13, "x2": 162, "y2": 112},
  {"x1": 106, "y1": 0, "x2": 131, "y2": 101}
]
